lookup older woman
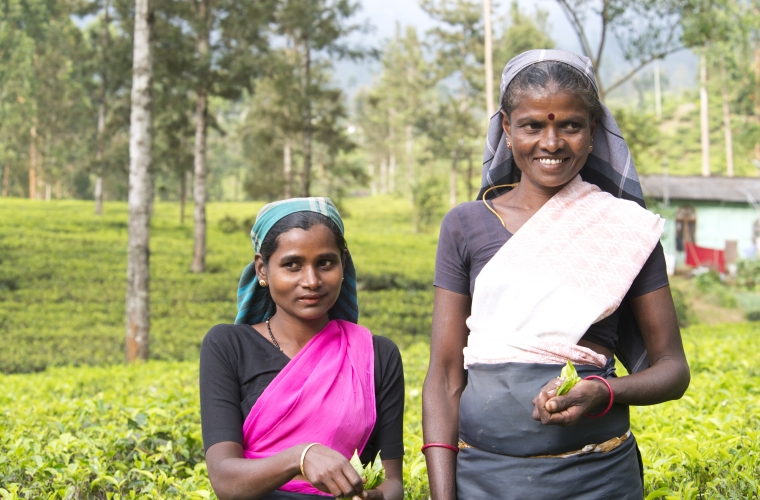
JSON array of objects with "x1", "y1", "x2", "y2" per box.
[
  {"x1": 200, "y1": 198, "x2": 404, "y2": 500},
  {"x1": 422, "y1": 50, "x2": 690, "y2": 499}
]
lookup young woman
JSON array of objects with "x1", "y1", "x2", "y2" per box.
[
  {"x1": 201, "y1": 198, "x2": 404, "y2": 500},
  {"x1": 422, "y1": 50, "x2": 690, "y2": 499}
]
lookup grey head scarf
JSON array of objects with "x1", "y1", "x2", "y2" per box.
[
  {"x1": 479, "y1": 49, "x2": 645, "y2": 208},
  {"x1": 479, "y1": 49, "x2": 651, "y2": 374}
]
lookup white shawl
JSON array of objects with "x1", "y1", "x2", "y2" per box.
[{"x1": 464, "y1": 175, "x2": 664, "y2": 369}]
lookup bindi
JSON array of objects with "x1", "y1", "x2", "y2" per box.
[{"x1": 548, "y1": 113, "x2": 555, "y2": 121}]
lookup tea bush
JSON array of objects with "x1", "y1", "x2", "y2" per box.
[
  {"x1": 0, "y1": 198, "x2": 436, "y2": 373},
  {"x1": 1, "y1": 325, "x2": 759, "y2": 498}
]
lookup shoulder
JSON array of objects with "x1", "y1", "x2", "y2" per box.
[
  {"x1": 201, "y1": 323, "x2": 257, "y2": 361},
  {"x1": 372, "y1": 335, "x2": 403, "y2": 376},
  {"x1": 372, "y1": 335, "x2": 401, "y2": 360},
  {"x1": 442, "y1": 201, "x2": 485, "y2": 225}
]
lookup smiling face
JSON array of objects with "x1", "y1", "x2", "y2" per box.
[
  {"x1": 503, "y1": 88, "x2": 596, "y2": 192},
  {"x1": 255, "y1": 224, "x2": 344, "y2": 323}
]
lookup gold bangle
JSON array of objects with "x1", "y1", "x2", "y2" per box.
[{"x1": 300, "y1": 443, "x2": 319, "y2": 482}]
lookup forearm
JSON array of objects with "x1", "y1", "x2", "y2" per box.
[
  {"x1": 422, "y1": 371, "x2": 463, "y2": 500},
  {"x1": 208, "y1": 444, "x2": 303, "y2": 500},
  {"x1": 609, "y1": 355, "x2": 690, "y2": 406},
  {"x1": 375, "y1": 459, "x2": 404, "y2": 500}
]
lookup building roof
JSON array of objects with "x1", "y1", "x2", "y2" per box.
[{"x1": 639, "y1": 175, "x2": 760, "y2": 204}]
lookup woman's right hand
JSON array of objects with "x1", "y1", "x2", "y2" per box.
[{"x1": 301, "y1": 444, "x2": 364, "y2": 499}]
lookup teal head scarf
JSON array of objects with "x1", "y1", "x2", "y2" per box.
[{"x1": 234, "y1": 197, "x2": 359, "y2": 325}]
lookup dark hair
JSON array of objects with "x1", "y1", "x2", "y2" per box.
[
  {"x1": 501, "y1": 61, "x2": 604, "y2": 123},
  {"x1": 254, "y1": 212, "x2": 347, "y2": 320}
]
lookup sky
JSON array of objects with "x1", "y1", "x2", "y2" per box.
[{"x1": 336, "y1": 0, "x2": 698, "y2": 101}]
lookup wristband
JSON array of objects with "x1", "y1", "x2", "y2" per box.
[
  {"x1": 584, "y1": 375, "x2": 613, "y2": 418},
  {"x1": 421, "y1": 442, "x2": 460, "y2": 454},
  {"x1": 300, "y1": 443, "x2": 319, "y2": 482}
]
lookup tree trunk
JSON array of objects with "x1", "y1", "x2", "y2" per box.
[
  {"x1": 191, "y1": 0, "x2": 210, "y2": 273},
  {"x1": 45, "y1": 182, "x2": 51, "y2": 202},
  {"x1": 300, "y1": 39, "x2": 313, "y2": 197},
  {"x1": 450, "y1": 144, "x2": 461, "y2": 209},
  {"x1": 700, "y1": 53, "x2": 710, "y2": 177},
  {"x1": 721, "y1": 62, "x2": 734, "y2": 177},
  {"x1": 94, "y1": 0, "x2": 110, "y2": 216},
  {"x1": 653, "y1": 58, "x2": 662, "y2": 121},
  {"x1": 368, "y1": 162, "x2": 377, "y2": 196},
  {"x1": 2, "y1": 163, "x2": 9, "y2": 197},
  {"x1": 94, "y1": 96, "x2": 107, "y2": 214},
  {"x1": 754, "y1": 17, "x2": 760, "y2": 160},
  {"x1": 126, "y1": 0, "x2": 153, "y2": 363},
  {"x1": 466, "y1": 150, "x2": 473, "y2": 200},
  {"x1": 483, "y1": 0, "x2": 495, "y2": 118},
  {"x1": 405, "y1": 123, "x2": 414, "y2": 203},
  {"x1": 179, "y1": 169, "x2": 186, "y2": 225},
  {"x1": 283, "y1": 137, "x2": 292, "y2": 198},
  {"x1": 55, "y1": 180, "x2": 62, "y2": 199},
  {"x1": 388, "y1": 109, "x2": 396, "y2": 193},
  {"x1": 29, "y1": 125, "x2": 36, "y2": 199},
  {"x1": 380, "y1": 157, "x2": 388, "y2": 194}
]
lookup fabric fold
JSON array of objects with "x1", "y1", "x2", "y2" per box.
[
  {"x1": 242, "y1": 319, "x2": 375, "y2": 496},
  {"x1": 465, "y1": 175, "x2": 663, "y2": 369}
]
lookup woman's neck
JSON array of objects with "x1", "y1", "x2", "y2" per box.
[
  {"x1": 268, "y1": 311, "x2": 330, "y2": 352},
  {"x1": 507, "y1": 177, "x2": 567, "y2": 211}
]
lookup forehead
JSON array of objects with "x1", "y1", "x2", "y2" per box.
[
  {"x1": 273, "y1": 224, "x2": 340, "y2": 255},
  {"x1": 511, "y1": 88, "x2": 589, "y2": 117}
]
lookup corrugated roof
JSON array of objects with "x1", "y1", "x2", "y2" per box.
[{"x1": 639, "y1": 175, "x2": 760, "y2": 204}]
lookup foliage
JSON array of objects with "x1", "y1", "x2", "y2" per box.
[
  {"x1": 1, "y1": 325, "x2": 760, "y2": 498},
  {"x1": 0, "y1": 197, "x2": 437, "y2": 373},
  {"x1": 671, "y1": 286, "x2": 696, "y2": 328},
  {"x1": 736, "y1": 259, "x2": 760, "y2": 291}
]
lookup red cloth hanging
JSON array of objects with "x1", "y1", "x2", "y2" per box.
[{"x1": 685, "y1": 242, "x2": 725, "y2": 273}]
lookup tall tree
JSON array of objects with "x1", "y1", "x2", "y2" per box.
[
  {"x1": 126, "y1": 0, "x2": 154, "y2": 362},
  {"x1": 422, "y1": 0, "x2": 484, "y2": 206},
  {"x1": 94, "y1": 1, "x2": 111, "y2": 215},
  {"x1": 274, "y1": 0, "x2": 368, "y2": 197},
  {"x1": 172, "y1": 0, "x2": 275, "y2": 273},
  {"x1": 483, "y1": 0, "x2": 494, "y2": 118}
]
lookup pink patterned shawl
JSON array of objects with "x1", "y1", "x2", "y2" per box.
[{"x1": 242, "y1": 319, "x2": 376, "y2": 496}]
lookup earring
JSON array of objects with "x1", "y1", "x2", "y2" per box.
[
  {"x1": 259, "y1": 280, "x2": 267, "y2": 287},
  {"x1": 507, "y1": 141, "x2": 512, "y2": 149},
  {"x1": 589, "y1": 145, "x2": 594, "y2": 153}
]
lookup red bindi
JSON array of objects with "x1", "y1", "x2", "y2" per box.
[{"x1": 548, "y1": 113, "x2": 555, "y2": 120}]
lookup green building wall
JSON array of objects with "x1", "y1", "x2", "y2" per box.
[{"x1": 655, "y1": 201, "x2": 759, "y2": 264}]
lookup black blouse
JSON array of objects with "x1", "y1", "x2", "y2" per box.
[{"x1": 199, "y1": 323, "x2": 405, "y2": 465}]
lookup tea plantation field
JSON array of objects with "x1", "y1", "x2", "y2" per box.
[
  {"x1": 0, "y1": 198, "x2": 436, "y2": 373},
  {"x1": 1, "y1": 199, "x2": 759, "y2": 499}
]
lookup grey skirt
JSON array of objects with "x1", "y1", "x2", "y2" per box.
[{"x1": 456, "y1": 361, "x2": 643, "y2": 500}]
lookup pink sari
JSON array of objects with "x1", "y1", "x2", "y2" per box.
[{"x1": 242, "y1": 319, "x2": 376, "y2": 496}]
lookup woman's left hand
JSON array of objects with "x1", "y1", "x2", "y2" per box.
[{"x1": 531, "y1": 377, "x2": 609, "y2": 426}]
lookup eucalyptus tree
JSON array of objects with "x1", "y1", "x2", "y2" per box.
[
  {"x1": 126, "y1": 0, "x2": 153, "y2": 363},
  {"x1": 376, "y1": 25, "x2": 432, "y2": 195},
  {"x1": 421, "y1": 0, "x2": 484, "y2": 206},
  {"x1": 76, "y1": 0, "x2": 133, "y2": 211},
  {"x1": 159, "y1": 0, "x2": 275, "y2": 272},
  {"x1": 273, "y1": 0, "x2": 370, "y2": 197}
]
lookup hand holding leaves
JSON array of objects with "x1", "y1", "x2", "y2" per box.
[{"x1": 555, "y1": 360, "x2": 581, "y2": 396}]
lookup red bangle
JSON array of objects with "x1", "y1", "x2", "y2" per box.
[
  {"x1": 584, "y1": 375, "x2": 614, "y2": 418},
  {"x1": 421, "y1": 443, "x2": 459, "y2": 454}
]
